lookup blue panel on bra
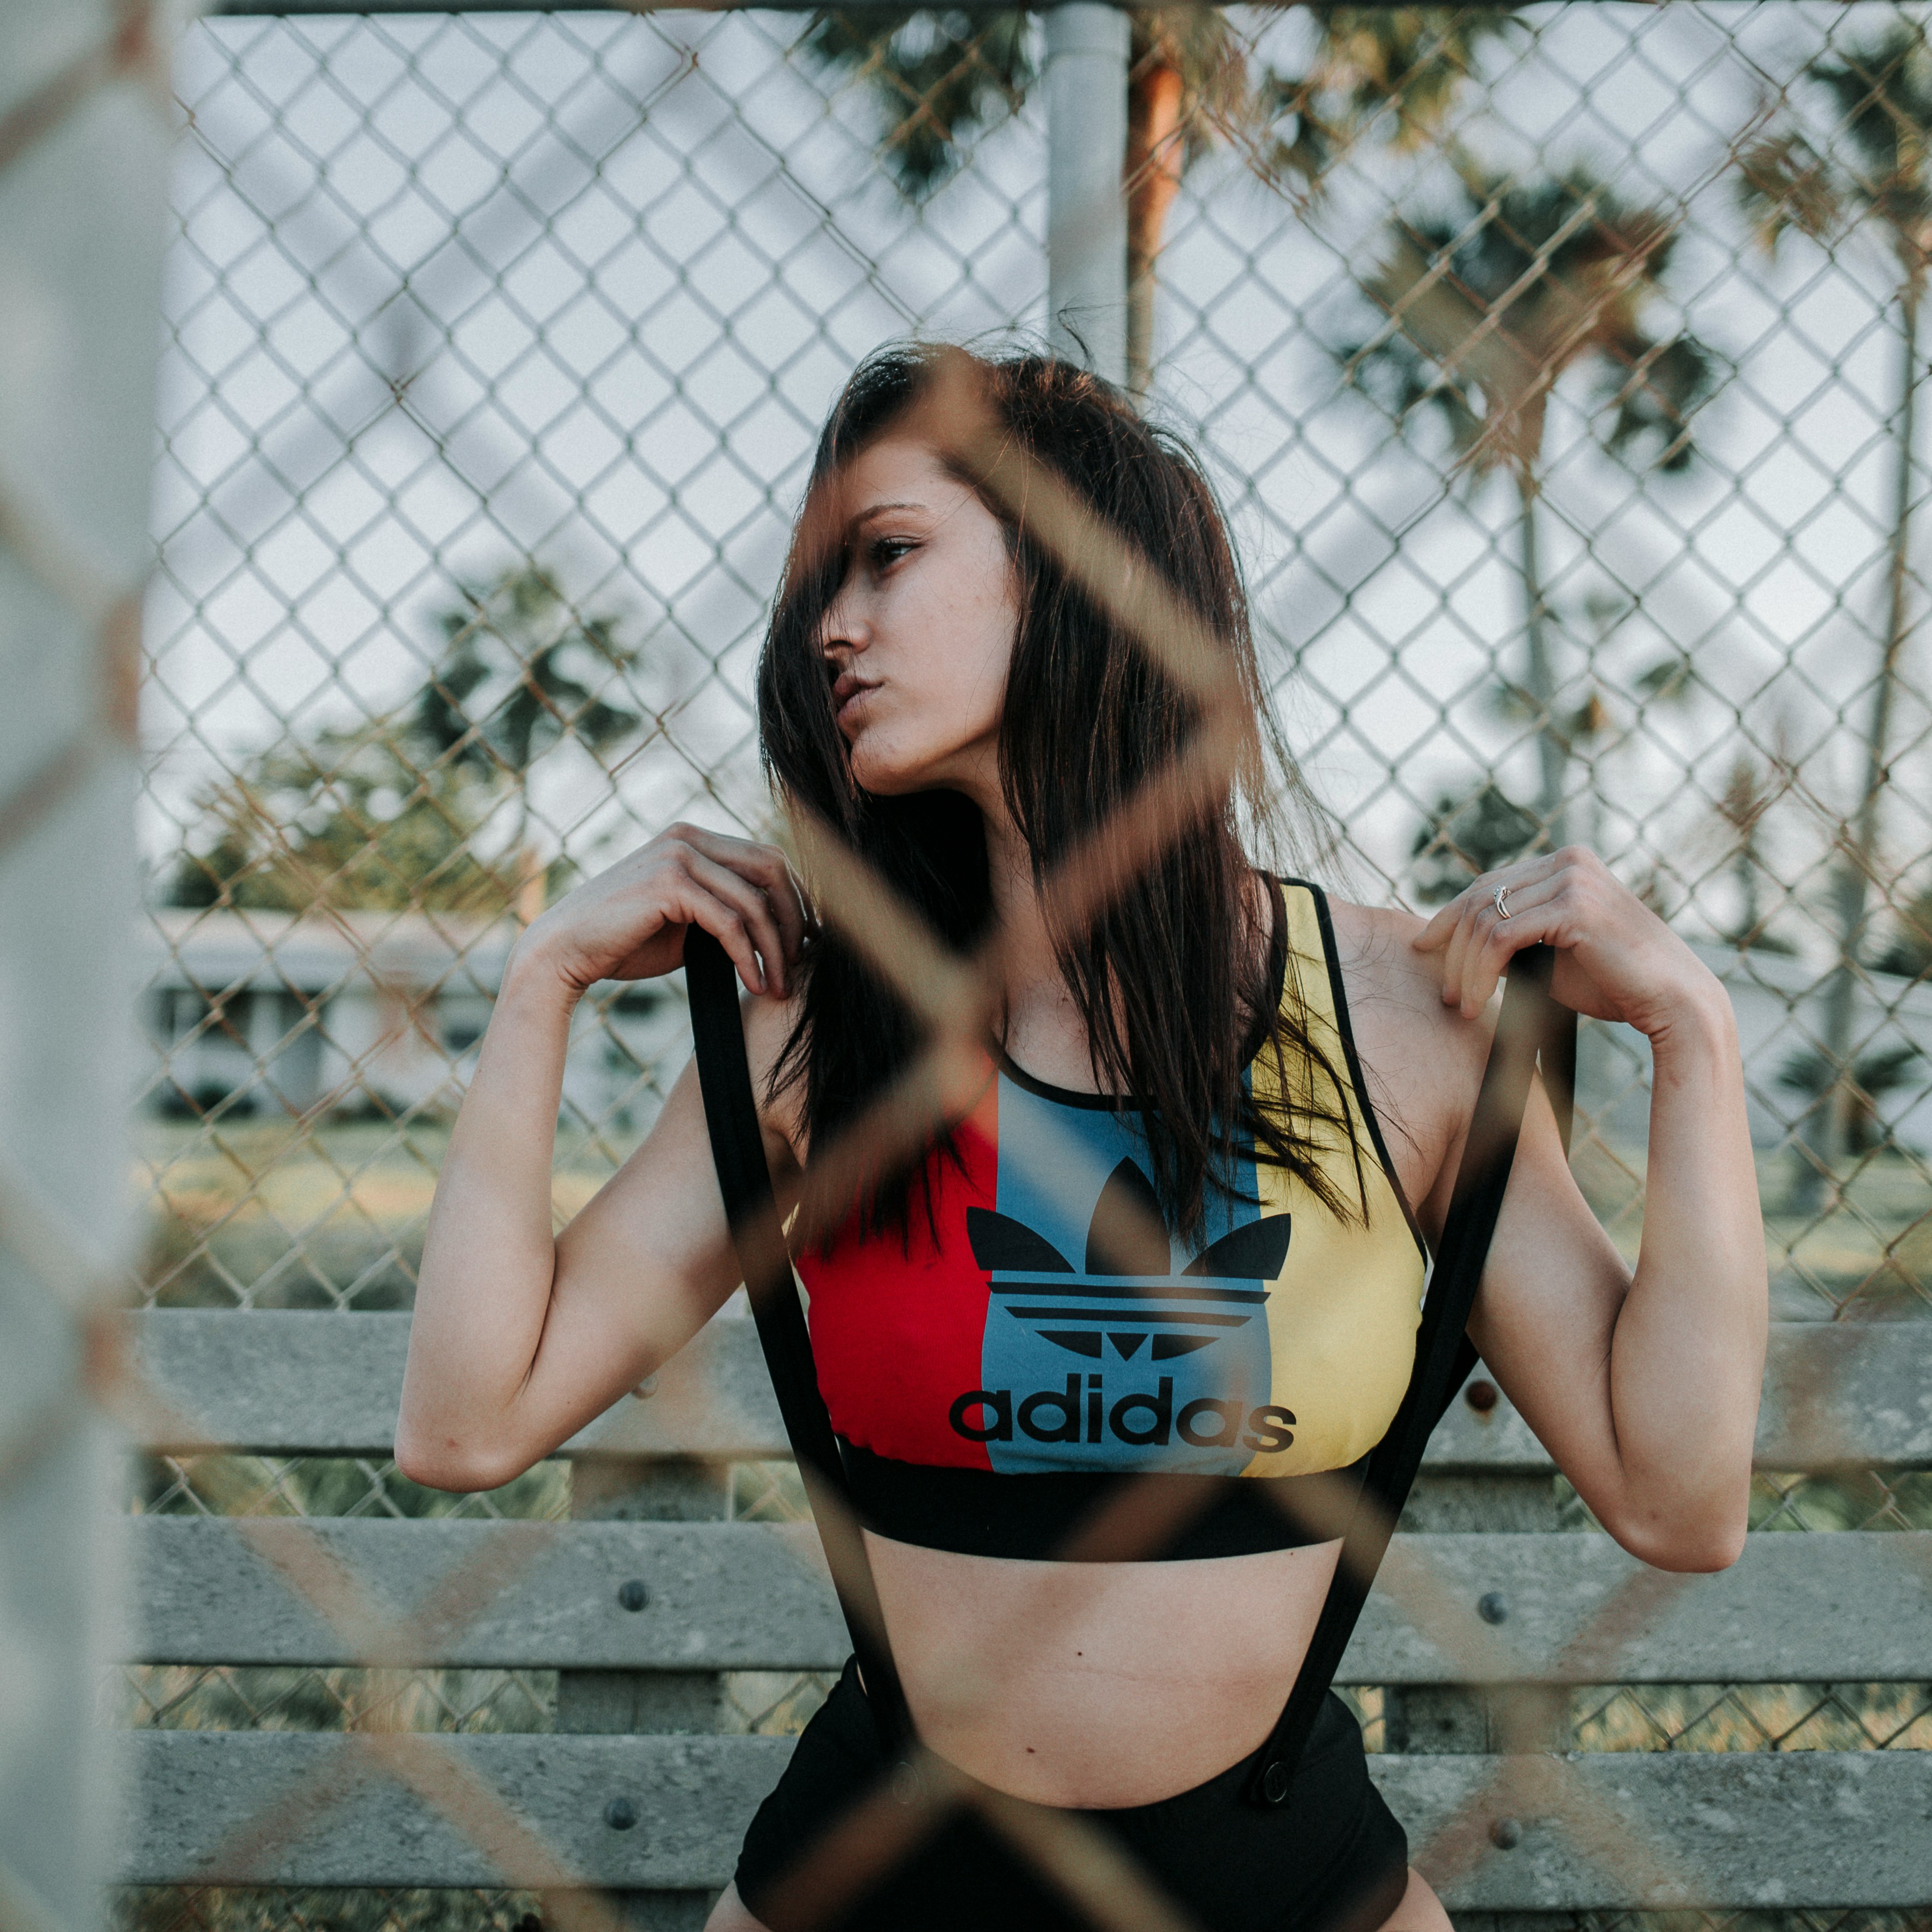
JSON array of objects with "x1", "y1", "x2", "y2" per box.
[{"x1": 971, "y1": 1073, "x2": 1278, "y2": 1476}]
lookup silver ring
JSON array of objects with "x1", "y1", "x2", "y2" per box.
[{"x1": 1494, "y1": 884, "x2": 1513, "y2": 921}]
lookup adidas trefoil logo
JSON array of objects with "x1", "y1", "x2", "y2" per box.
[{"x1": 966, "y1": 1156, "x2": 1290, "y2": 1363}]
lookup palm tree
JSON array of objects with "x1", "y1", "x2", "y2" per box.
[
  {"x1": 1738, "y1": 23, "x2": 1932, "y2": 1185},
  {"x1": 1410, "y1": 779, "x2": 1540, "y2": 903},
  {"x1": 1348, "y1": 165, "x2": 1715, "y2": 847},
  {"x1": 1713, "y1": 749, "x2": 1797, "y2": 953},
  {"x1": 413, "y1": 564, "x2": 643, "y2": 924},
  {"x1": 807, "y1": 7, "x2": 1516, "y2": 395},
  {"x1": 1778, "y1": 1041, "x2": 1922, "y2": 1158},
  {"x1": 167, "y1": 719, "x2": 529, "y2": 917},
  {"x1": 1876, "y1": 881, "x2": 1932, "y2": 980}
]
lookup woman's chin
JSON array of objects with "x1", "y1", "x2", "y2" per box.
[
  {"x1": 847, "y1": 747, "x2": 928, "y2": 797},
  {"x1": 848, "y1": 731, "x2": 988, "y2": 802}
]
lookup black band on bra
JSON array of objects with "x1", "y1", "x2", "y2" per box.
[{"x1": 841, "y1": 1441, "x2": 1371, "y2": 1562}]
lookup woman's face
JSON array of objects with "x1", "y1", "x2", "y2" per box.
[{"x1": 817, "y1": 435, "x2": 1018, "y2": 803}]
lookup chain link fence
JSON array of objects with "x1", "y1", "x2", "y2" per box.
[{"x1": 113, "y1": 3, "x2": 1932, "y2": 1928}]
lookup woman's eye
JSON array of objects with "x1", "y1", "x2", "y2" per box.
[{"x1": 870, "y1": 537, "x2": 915, "y2": 570}]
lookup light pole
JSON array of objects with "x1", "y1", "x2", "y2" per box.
[{"x1": 1045, "y1": 3, "x2": 1131, "y2": 386}]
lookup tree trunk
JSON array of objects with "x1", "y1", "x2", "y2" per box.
[
  {"x1": 1736, "y1": 828, "x2": 1761, "y2": 943},
  {"x1": 1800, "y1": 266, "x2": 1923, "y2": 1206},
  {"x1": 513, "y1": 843, "x2": 546, "y2": 927},
  {"x1": 511, "y1": 787, "x2": 546, "y2": 927},
  {"x1": 1125, "y1": 59, "x2": 1184, "y2": 398},
  {"x1": 1515, "y1": 464, "x2": 1567, "y2": 848}
]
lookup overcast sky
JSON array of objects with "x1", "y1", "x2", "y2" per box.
[{"x1": 148, "y1": 2, "x2": 1932, "y2": 953}]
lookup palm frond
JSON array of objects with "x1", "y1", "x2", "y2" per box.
[
  {"x1": 1313, "y1": 6, "x2": 1522, "y2": 150},
  {"x1": 1131, "y1": 9, "x2": 1255, "y2": 165},
  {"x1": 1603, "y1": 332, "x2": 1717, "y2": 472},
  {"x1": 1735, "y1": 131, "x2": 1841, "y2": 255},
  {"x1": 1354, "y1": 168, "x2": 1708, "y2": 480},
  {"x1": 805, "y1": 9, "x2": 1033, "y2": 198},
  {"x1": 1740, "y1": 25, "x2": 1932, "y2": 261},
  {"x1": 1812, "y1": 23, "x2": 1932, "y2": 219},
  {"x1": 1257, "y1": 8, "x2": 1517, "y2": 193}
]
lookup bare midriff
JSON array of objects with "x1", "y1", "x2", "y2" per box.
[{"x1": 862, "y1": 1531, "x2": 1343, "y2": 1808}]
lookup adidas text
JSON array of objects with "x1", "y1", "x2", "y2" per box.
[{"x1": 947, "y1": 1376, "x2": 1295, "y2": 1453}]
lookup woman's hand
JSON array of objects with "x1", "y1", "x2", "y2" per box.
[
  {"x1": 516, "y1": 823, "x2": 807, "y2": 1000},
  {"x1": 402, "y1": 821, "x2": 808, "y2": 1492},
  {"x1": 1408, "y1": 846, "x2": 1764, "y2": 1575},
  {"x1": 1412, "y1": 846, "x2": 1722, "y2": 1039}
]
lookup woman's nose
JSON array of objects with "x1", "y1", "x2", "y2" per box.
[{"x1": 821, "y1": 592, "x2": 869, "y2": 657}]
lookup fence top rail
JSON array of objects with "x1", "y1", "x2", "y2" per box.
[{"x1": 127, "y1": 1309, "x2": 1932, "y2": 1471}]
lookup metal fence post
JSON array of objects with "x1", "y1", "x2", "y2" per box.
[
  {"x1": 1044, "y1": 3, "x2": 1130, "y2": 386},
  {"x1": 559, "y1": 1457, "x2": 734, "y2": 1930},
  {"x1": 0, "y1": 3, "x2": 172, "y2": 1925}
]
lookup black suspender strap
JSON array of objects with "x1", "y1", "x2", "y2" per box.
[
  {"x1": 1246, "y1": 942, "x2": 1574, "y2": 1806},
  {"x1": 685, "y1": 925, "x2": 1571, "y2": 1797},
  {"x1": 683, "y1": 929, "x2": 914, "y2": 1759}
]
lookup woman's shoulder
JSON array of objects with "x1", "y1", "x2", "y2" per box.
[
  {"x1": 1321, "y1": 891, "x2": 1490, "y2": 1064},
  {"x1": 1315, "y1": 891, "x2": 1495, "y2": 1206},
  {"x1": 1320, "y1": 891, "x2": 1428, "y2": 987}
]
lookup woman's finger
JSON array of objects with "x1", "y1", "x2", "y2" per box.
[
  {"x1": 672, "y1": 828, "x2": 808, "y2": 972},
  {"x1": 1413, "y1": 898, "x2": 1459, "y2": 954},
  {"x1": 682, "y1": 850, "x2": 792, "y2": 995},
  {"x1": 1420, "y1": 853, "x2": 1555, "y2": 996},
  {"x1": 1433, "y1": 899, "x2": 1467, "y2": 1003},
  {"x1": 667, "y1": 878, "x2": 766, "y2": 996},
  {"x1": 1456, "y1": 874, "x2": 1566, "y2": 1018},
  {"x1": 1451, "y1": 877, "x2": 1532, "y2": 1018},
  {"x1": 1440, "y1": 894, "x2": 1486, "y2": 1011},
  {"x1": 749, "y1": 848, "x2": 808, "y2": 966},
  {"x1": 1415, "y1": 850, "x2": 1562, "y2": 957}
]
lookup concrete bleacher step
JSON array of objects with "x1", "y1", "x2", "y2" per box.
[
  {"x1": 117, "y1": 1309, "x2": 1932, "y2": 1911},
  {"x1": 125, "y1": 1308, "x2": 1932, "y2": 1471},
  {"x1": 120, "y1": 1730, "x2": 1932, "y2": 1906},
  {"x1": 126, "y1": 1516, "x2": 1932, "y2": 1683}
]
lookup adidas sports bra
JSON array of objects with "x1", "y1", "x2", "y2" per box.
[{"x1": 797, "y1": 879, "x2": 1429, "y2": 1561}]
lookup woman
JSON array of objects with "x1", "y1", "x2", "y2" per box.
[{"x1": 398, "y1": 347, "x2": 1767, "y2": 1932}]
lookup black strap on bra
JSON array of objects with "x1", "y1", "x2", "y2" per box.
[
  {"x1": 684, "y1": 929, "x2": 914, "y2": 1760},
  {"x1": 1244, "y1": 940, "x2": 1573, "y2": 1805},
  {"x1": 685, "y1": 925, "x2": 1574, "y2": 1805}
]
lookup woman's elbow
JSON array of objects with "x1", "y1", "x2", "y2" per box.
[
  {"x1": 394, "y1": 1419, "x2": 530, "y2": 1494},
  {"x1": 1606, "y1": 1501, "x2": 1749, "y2": 1574}
]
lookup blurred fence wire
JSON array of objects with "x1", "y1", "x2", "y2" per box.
[{"x1": 38, "y1": 0, "x2": 1931, "y2": 1928}]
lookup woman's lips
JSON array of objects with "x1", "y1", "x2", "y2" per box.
[{"x1": 833, "y1": 675, "x2": 878, "y2": 723}]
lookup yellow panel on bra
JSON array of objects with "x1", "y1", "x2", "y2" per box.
[{"x1": 1240, "y1": 883, "x2": 1427, "y2": 1480}]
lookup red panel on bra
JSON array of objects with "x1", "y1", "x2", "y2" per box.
[{"x1": 798, "y1": 1077, "x2": 1000, "y2": 1470}]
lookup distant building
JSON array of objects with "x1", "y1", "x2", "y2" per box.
[{"x1": 140, "y1": 909, "x2": 685, "y2": 1130}]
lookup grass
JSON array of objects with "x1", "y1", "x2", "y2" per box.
[
  {"x1": 136, "y1": 1117, "x2": 640, "y2": 1310},
  {"x1": 139, "y1": 1113, "x2": 1931, "y2": 1319}
]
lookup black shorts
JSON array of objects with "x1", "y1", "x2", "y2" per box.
[{"x1": 734, "y1": 1660, "x2": 1409, "y2": 1932}]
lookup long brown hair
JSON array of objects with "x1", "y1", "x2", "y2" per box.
[{"x1": 758, "y1": 344, "x2": 1359, "y2": 1239}]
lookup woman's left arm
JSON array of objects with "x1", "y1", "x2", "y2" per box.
[{"x1": 1414, "y1": 847, "x2": 1768, "y2": 1572}]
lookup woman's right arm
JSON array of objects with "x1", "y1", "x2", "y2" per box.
[{"x1": 394, "y1": 825, "x2": 807, "y2": 1492}]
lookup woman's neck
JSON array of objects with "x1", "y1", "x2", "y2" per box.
[
  {"x1": 976, "y1": 803, "x2": 1273, "y2": 1094},
  {"x1": 982, "y1": 807, "x2": 1103, "y2": 1090}
]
